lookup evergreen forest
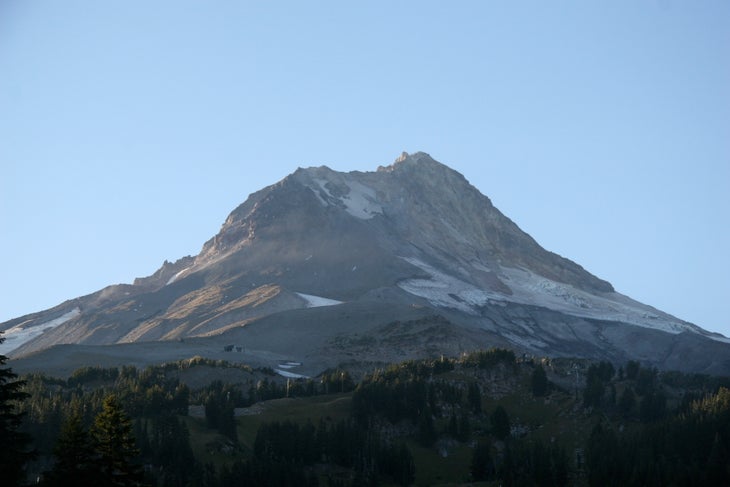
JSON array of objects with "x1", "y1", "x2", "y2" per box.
[{"x1": 2, "y1": 337, "x2": 730, "y2": 486}]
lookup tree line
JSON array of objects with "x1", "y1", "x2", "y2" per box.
[{"x1": 3, "y1": 335, "x2": 730, "y2": 486}]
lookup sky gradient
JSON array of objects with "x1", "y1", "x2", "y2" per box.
[{"x1": 1, "y1": 2, "x2": 729, "y2": 337}]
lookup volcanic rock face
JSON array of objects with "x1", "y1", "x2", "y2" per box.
[{"x1": 3, "y1": 152, "x2": 729, "y2": 376}]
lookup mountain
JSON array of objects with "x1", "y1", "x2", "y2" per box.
[{"x1": 3, "y1": 152, "x2": 729, "y2": 377}]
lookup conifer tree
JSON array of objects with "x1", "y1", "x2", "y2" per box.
[
  {"x1": 149, "y1": 414, "x2": 199, "y2": 487},
  {"x1": 705, "y1": 432, "x2": 729, "y2": 486},
  {"x1": 531, "y1": 364, "x2": 549, "y2": 397},
  {"x1": 618, "y1": 387, "x2": 636, "y2": 418},
  {"x1": 417, "y1": 408, "x2": 436, "y2": 446},
  {"x1": 470, "y1": 440, "x2": 494, "y2": 481},
  {"x1": 0, "y1": 335, "x2": 35, "y2": 486},
  {"x1": 458, "y1": 411, "x2": 471, "y2": 442},
  {"x1": 91, "y1": 394, "x2": 144, "y2": 487},
  {"x1": 583, "y1": 375, "x2": 604, "y2": 409},
  {"x1": 491, "y1": 405, "x2": 511, "y2": 441},
  {"x1": 467, "y1": 381, "x2": 482, "y2": 414},
  {"x1": 46, "y1": 413, "x2": 98, "y2": 487}
]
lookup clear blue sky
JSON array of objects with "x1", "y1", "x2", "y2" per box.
[{"x1": 1, "y1": 2, "x2": 728, "y2": 337}]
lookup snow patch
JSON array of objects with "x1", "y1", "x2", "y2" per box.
[
  {"x1": 341, "y1": 180, "x2": 383, "y2": 219},
  {"x1": 0, "y1": 308, "x2": 81, "y2": 355},
  {"x1": 276, "y1": 361, "x2": 307, "y2": 378},
  {"x1": 397, "y1": 257, "x2": 494, "y2": 314},
  {"x1": 275, "y1": 369, "x2": 309, "y2": 379},
  {"x1": 501, "y1": 331, "x2": 549, "y2": 351},
  {"x1": 309, "y1": 178, "x2": 382, "y2": 219},
  {"x1": 311, "y1": 178, "x2": 335, "y2": 207},
  {"x1": 497, "y1": 267, "x2": 700, "y2": 335},
  {"x1": 397, "y1": 257, "x2": 708, "y2": 338},
  {"x1": 278, "y1": 361, "x2": 302, "y2": 369},
  {"x1": 296, "y1": 293, "x2": 343, "y2": 308},
  {"x1": 166, "y1": 266, "x2": 192, "y2": 285}
]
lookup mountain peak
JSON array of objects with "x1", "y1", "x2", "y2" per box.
[
  {"x1": 4, "y1": 151, "x2": 728, "y2": 376},
  {"x1": 378, "y1": 151, "x2": 438, "y2": 172}
]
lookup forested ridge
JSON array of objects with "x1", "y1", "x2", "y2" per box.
[{"x1": 2, "y1": 341, "x2": 730, "y2": 486}]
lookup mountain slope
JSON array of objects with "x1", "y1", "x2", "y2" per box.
[{"x1": 3, "y1": 152, "x2": 729, "y2": 375}]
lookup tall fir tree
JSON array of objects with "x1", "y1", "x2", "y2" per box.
[
  {"x1": 470, "y1": 440, "x2": 494, "y2": 481},
  {"x1": 149, "y1": 414, "x2": 200, "y2": 486},
  {"x1": 467, "y1": 381, "x2": 482, "y2": 414},
  {"x1": 490, "y1": 405, "x2": 511, "y2": 441},
  {"x1": 45, "y1": 413, "x2": 98, "y2": 486},
  {"x1": 531, "y1": 364, "x2": 549, "y2": 397},
  {"x1": 91, "y1": 394, "x2": 144, "y2": 487},
  {"x1": 0, "y1": 334, "x2": 35, "y2": 486}
]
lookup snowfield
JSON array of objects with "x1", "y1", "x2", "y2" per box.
[
  {"x1": 275, "y1": 369, "x2": 309, "y2": 379},
  {"x1": 398, "y1": 257, "x2": 719, "y2": 340},
  {"x1": 278, "y1": 361, "x2": 303, "y2": 369},
  {"x1": 341, "y1": 180, "x2": 383, "y2": 219},
  {"x1": 309, "y1": 177, "x2": 383, "y2": 220},
  {"x1": 295, "y1": 293, "x2": 343, "y2": 308},
  {"x1": 166, "y1": 266, "x2": 193, "y2": 285},
  {"x1": 0, "y1": 308, "x2": 81, "y2": 355},
  {"x1": 398, "y1": 257, "x2": 492, "y2": 314}
]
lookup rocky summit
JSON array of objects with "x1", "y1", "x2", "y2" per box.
[{"x1": 3, "y1": 152, "x2": 729, "y2": 377}]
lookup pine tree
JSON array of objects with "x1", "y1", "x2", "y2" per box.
[
  {"x1": 458, "y1": 411, "x2": 471, "y2": 442},
  {"x1": 389, "y1": 443, "x2": 415, "y2": 486},
  {"x1": 705, "y1": 432, "x2": 729, "y2": 486},
  {"x1": 470, "y1": 440, "x2": 494, "y2": 481},
  {"x1": 149, "y1": 414, "x2": 199, "y2": 487},
  {"x1": 447, "y1": 413, "x2": 458, "y2": 437},
  {"x1": 417, "y1": 408, "x2": 437, "y2": 447},
  {"x1": 618, "y1": 387, "x2": 636, "y2": 418},
  {"x1": 91, "y1": 394, "x2": 144, "y2": 487},
  {"x1": 46, "y1": 413, "x2": 98, "y2": 486},
  {"x1": 467, "y1": 381, "x2": 482, "y2": 414},
  {"x1": 0, "y1": 335, "x2": 35, "y2": 486},
  {"x1": 491, "y1": 405, "x2": 511, "y2": 441},
  {"x1": 531, "y1": 364, "x2": 549, "y2": 397},
  {"x1": 625, "y1": 360, "x2": 640, "y2": 380},
  {"x1": 583, "y1": 375, "x2": 604, "y2": 409}
]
